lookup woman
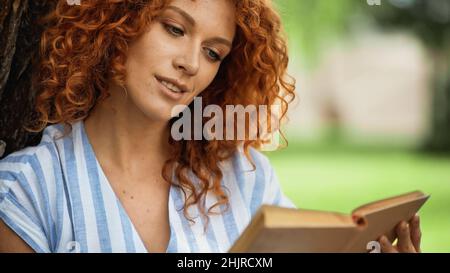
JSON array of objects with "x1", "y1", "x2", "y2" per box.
[{"x1": 0, "y1": 0, "x2": 421, "y2": 253}]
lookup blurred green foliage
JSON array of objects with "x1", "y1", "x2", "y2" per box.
[
  {"x1": 366, "y1": 0, "x2": 450, "y2": 50},
  {"x1": 276, "y1": 0, "x2": 450, "y2": 151},
  {"x1": 274, "y1": 0, "x2": 355, "y2": 67}
]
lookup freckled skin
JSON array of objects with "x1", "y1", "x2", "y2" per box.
[{"x1": 120, "y1": 0, "x2": 236, "y2": 123}]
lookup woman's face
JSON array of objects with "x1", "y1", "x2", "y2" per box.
[{"x1": 121, "y1": 0, "x2": 236, "y2": 122}]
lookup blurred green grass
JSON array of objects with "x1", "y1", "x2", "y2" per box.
[{"x1": 266, "y1": 139, "x2": 450, "y2": 253}]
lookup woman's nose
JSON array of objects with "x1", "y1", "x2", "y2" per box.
[{"x1": 173, "y1": 46, "x2": 200, "y2": 76}]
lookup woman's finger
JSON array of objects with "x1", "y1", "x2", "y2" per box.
[
  {"x1": 396, "y1": 221, "x2": 416, "y2": 253},
  {"x1": 379, "y1": 236, "x2": 397, "y2": 253},
  {"x1": 410, "y1": 214, "x2": 422, "y2": 253}
]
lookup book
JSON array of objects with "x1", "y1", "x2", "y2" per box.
[{"x1": 229, "y1": 191, "x2": 430, "y2": 253}]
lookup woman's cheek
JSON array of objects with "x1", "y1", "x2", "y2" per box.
[{"x1": 201, "y1": 67, "x2": 221, "y2": 91}]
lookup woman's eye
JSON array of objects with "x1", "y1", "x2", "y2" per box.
[
  {"x1": 205, "y1": 49, "x2": 221, "y2": 62},
  {"x1": 164, "y1": 24, "x2": 184, "y2": 37}
]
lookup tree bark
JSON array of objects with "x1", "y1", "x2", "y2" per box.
[
  {"x1": 424, "y1": 46, "x2": 450, "y2": 153},
  {"x1": 0, "y1": 1, "x2": 54, "y2": 159}
]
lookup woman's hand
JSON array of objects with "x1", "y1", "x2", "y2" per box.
[{"x1": 378, "y1": 214, "x2": 422, "y2": 253}]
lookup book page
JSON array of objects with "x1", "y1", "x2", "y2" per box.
[{"x1": 352, "y1": 191, "x2": 427, "y2": 216}]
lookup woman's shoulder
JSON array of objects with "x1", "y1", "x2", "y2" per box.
[
  {"x1": 0, "y1": 123, "x2": 69, "y2": 216},
  {"x1": 0, "y1": 123, "x2": 70, "y2": 252},
  {"x1": 218, "y1": 146, "x2": 272, "y2": 189},
  {"x1": 0, "y1": 123, "x2": 66, "y2": 176},
  {"x1": 225, "y1": 145, "x2": 272, "y2": 171},
  {"x1": 218, "y1": 145, "x2": 296, "y2": 214},
  {"x1": 229, "y1": 145, "x2": 274, "y2": 180}
]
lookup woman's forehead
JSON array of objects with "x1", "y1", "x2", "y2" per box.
[{"x1": 163, "y1": 0, "x2": 236, "y2": 40}]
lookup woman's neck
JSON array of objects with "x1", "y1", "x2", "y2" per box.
[{"x1": 84, "y1": 88, "x2": 172, "y2": 178}]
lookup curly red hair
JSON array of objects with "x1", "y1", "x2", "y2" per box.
[{"x1": 28, "y1": 0, "x2": 296, "y2": 226}]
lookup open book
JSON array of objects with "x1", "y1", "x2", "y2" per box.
[{"x1": 229, "y1": 191, "x2": 430, "y2": 253}]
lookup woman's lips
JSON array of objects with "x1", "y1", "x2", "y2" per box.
[{"x1": 155, "y1": 76, "x2": 186, "y2": 100}]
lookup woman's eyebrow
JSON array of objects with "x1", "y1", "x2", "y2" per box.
[
  {"x1": 165, "y1": 6, "x2": 196, "y2": 27},
  {"x1": 165, "y1": 5, "x2": 233, "y2": 48},
  {"x1": 205, "y1": 37, "x2": 232, "y2": 48}
]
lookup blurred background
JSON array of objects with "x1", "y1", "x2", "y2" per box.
[{"x1": 268, "y1": 0, "x2": 450, "y2": 252}]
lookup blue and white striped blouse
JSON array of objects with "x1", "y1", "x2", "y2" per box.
[{"x1": 0, "y1": 121, "x2": 296, "y2": 253}]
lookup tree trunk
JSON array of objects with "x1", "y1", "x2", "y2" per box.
[
  {"x1": 424, "y1": 45, "x2": 450, "y2": 153},
  {"x1": 0, "y1": 1, "x2": 54, "y2": 159}
]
